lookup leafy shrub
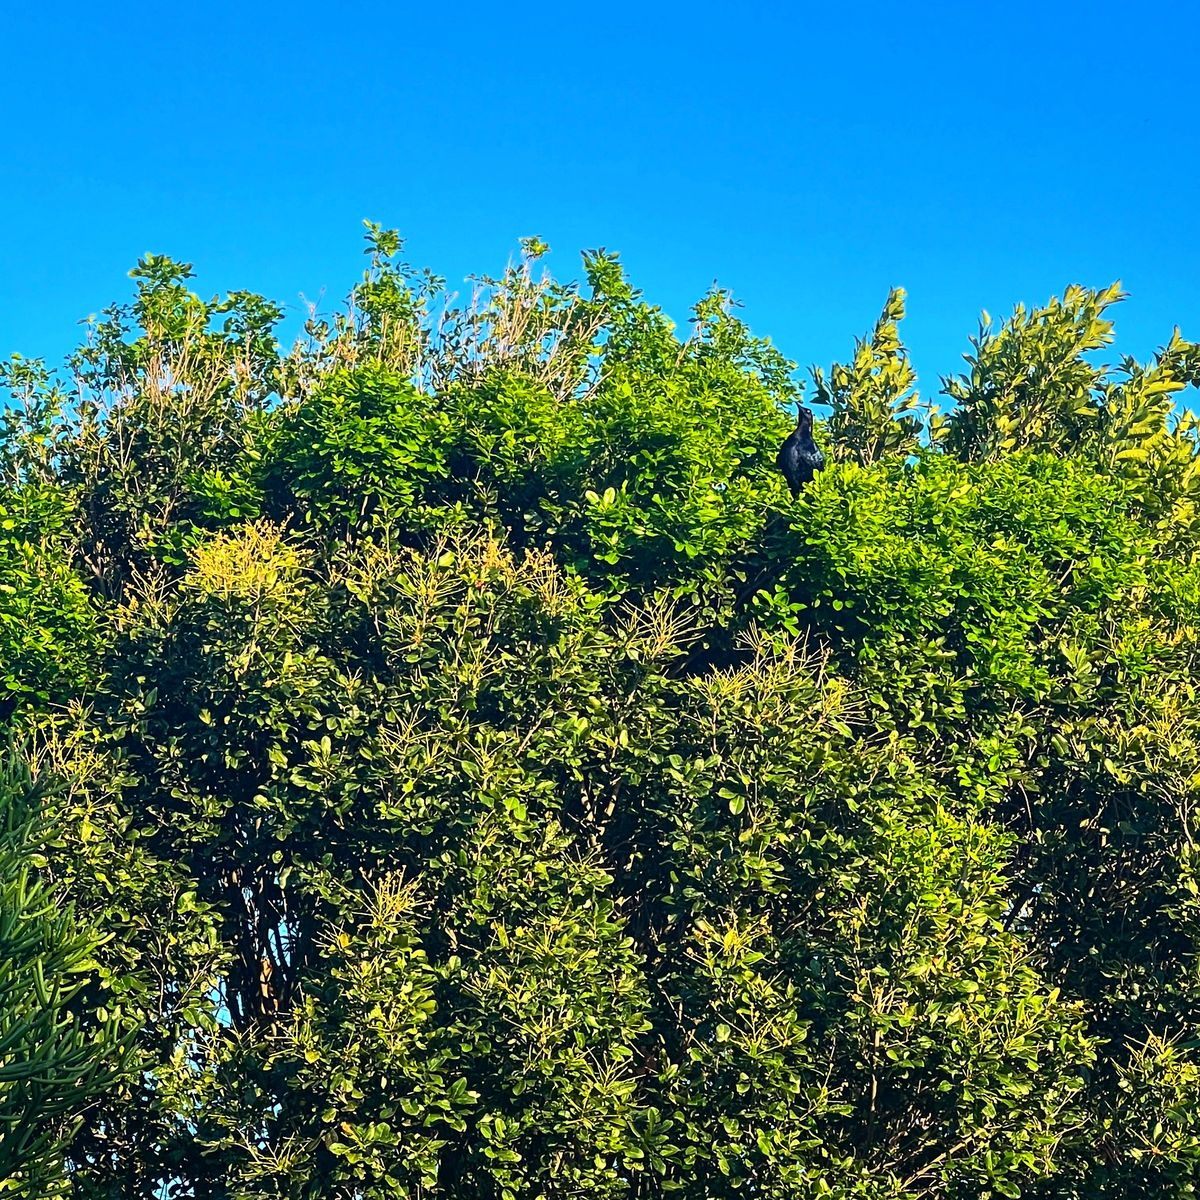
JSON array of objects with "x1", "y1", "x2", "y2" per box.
[{"x1": 2, "y1": 226, "x2": 1199, "y2": 1197}]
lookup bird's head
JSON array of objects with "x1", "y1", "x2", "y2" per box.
[{"x1": 796, "y1": 405, "x2": 814, "y2": 434}]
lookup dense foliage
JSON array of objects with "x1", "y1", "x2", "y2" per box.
[
  {"x1": 0, "y1": 753, "x2": 126, "y2": 1195},
  {"x1": 3, "y1": 226, "x2": 1200, "y2": 1198}
]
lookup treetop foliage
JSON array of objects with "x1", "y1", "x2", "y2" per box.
[{"x1": 2, "y1": 222, "x2": 1200, "y2": 1197}]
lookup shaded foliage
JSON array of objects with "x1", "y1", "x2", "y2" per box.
[{"x1": 0, "y1": 753, "x2": 126, "y2": 1195}]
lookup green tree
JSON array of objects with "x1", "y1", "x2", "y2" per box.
[{"x1": 4, "y1": 229, "x2": 1200, "y2": 1198}]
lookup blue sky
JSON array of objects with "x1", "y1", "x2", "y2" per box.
[{"x1": 2, "y1": 1, "x2": 1196, "y2": 403}]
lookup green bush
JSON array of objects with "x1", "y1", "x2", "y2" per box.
[{"x1": 2, "y1": 226, "x2": 1200, "y2": 1197}]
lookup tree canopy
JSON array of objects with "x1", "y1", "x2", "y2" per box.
[{"x1": 3, "y1": 226, "x2": 1200, "y2": 1198}]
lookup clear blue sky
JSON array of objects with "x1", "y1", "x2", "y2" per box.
[{"x1": 2, "y1": 1, "x2": 1196, "y2": 402}]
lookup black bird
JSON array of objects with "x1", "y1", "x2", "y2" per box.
[{"x1": 777, "y1": 405, "x2": 824, "y2": 497}]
